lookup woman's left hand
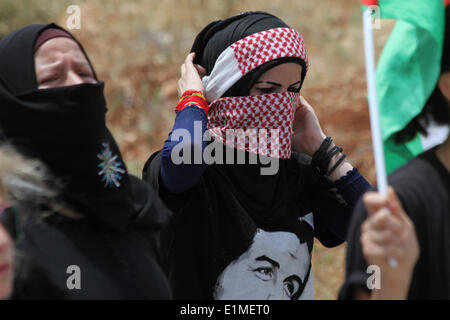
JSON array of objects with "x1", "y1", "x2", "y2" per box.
[{"x1": 291, "y1": 96, "x2": 326, "y2": 156}]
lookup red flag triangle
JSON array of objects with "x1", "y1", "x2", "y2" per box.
[{"x1": 361, "y1": 0, "x2": 378, "y2": 5}]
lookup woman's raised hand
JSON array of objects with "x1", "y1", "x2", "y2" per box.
[
  {"x1": 178, "y1": 52, "x2": 206, "y2": 98},
  {"x1": 291, "y1": 96, "x2": 326, "y2": 156}
]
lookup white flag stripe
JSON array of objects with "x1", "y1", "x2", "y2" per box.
[{"x1": 419, "y1": 116, "x2": 449, "y2": 151}]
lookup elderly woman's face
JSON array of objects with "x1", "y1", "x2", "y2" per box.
[
  {"x1": 34, "y1": 37, "x2": 96, "y2": 89},
  {"x1": 0, "y1": 222, "x2": 13, "y2": 300},
  {"x1": 249, "y1": 62, "x2": 303, "y2": 96}
]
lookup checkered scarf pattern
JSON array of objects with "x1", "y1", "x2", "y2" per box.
[
  {"x1": 208, "y1": 92, "x2": 299, "y2": 159},
  {"x1": 230, "y1": 28, "x2": 308, "y2": 76}
]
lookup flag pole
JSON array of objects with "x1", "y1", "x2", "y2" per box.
[
  {"x1": 362, "y1": 7, "x2": 388, "y2": 196},
  {"x1": 362, "y1": 5, "x2": 397, "y2": 268}
]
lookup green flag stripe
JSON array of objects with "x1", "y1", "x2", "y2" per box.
[{"x1": 362, "y1": 0, "x2": 445, "y2": 174}]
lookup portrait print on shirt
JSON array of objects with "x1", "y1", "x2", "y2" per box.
[{"x1": 214, "y1": 227, "x2": 313, "y2": 300}]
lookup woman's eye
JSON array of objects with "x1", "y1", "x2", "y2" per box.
[
  {"x1": 252, "y1": 267, "x2": 274, "y2": 281},
  {"x1": 257, "y1": 87, "x2": 276, "y2": 94},
  {"x1": 284, "y1": 280, "x2": 300, "y2": 298},
  {"x1": 78, "y1": 72, "x2": 92, "y2": 78},
  {"x1": 287, "y1": 86, "x2": 300, "y2": 93},
  {"x1": 40, "y1": 76, "x2": 58, "y2": 84}
]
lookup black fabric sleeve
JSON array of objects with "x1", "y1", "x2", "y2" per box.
[
  {"x1": 291, "y1": 152, "x2": 351, "y2": 247},
  {"x1": 142, "y1": 150, "x2": 163, "y2": 193},
  {"x1": 332, "y1": 167, "x2": 371, "y2": 210},
  {"x1": 309, "y1": 168, "x2": 354, "y2": 248},
  {"x1": 142, "y1": 149, "x2": 194, "y2": 213},
  {"x1": 337, "y1": 198, "x2": 370, "y2": 299}
]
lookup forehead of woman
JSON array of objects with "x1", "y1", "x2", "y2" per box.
[
  {"x1": 34, "y1": 37, "x2": 87, "y2": 65},
  {"x1": 0, "y1": 23, "x2": 94, "y2": 95}
]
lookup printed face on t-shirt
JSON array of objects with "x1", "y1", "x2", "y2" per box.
[{"x1": 214, "y1": 229, "x2": 311, "y2": 300}]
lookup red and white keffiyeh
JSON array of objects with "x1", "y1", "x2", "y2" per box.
[
  {"x1": 208, "y1": 92, "x2": 300, "y2": 159},
  {"x1": 202, "y1": 27, "x2": 308, "y2": 102},
  {"x1": 205, "y1": 27, "x2": 308, "y2": 159}
]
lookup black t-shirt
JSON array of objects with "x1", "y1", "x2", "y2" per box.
[
  {"x1": 339, "y1": 148, "x2": 450, "y2": 299},
  {"x1": 144, "y1": 150, "x2": 352, "y2": 300}
]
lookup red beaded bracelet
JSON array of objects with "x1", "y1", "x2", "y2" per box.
[
  {"x1": 178, "y1": 90, "x2": 206, "y2": 104},
  {"x1": 175, "y1": 95, "x2": 209, "y2": 115}
]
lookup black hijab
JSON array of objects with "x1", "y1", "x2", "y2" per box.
[
  {"x1": 190, "y1": 12, "x2": 309, "y2": 224},
  {"x1": 0, "y1": 23, "x2": 147, "y2": 230}
]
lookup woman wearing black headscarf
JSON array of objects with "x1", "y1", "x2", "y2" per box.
[
  {"x1": 0, "y1": 23, "x2": 172, "y2": 299},
  {"x1": 143, "y1": 11, "x2": 371, "y2": 299}
]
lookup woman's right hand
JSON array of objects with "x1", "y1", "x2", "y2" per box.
[{"x1": 177, "y1": 52, "x2": 206, "y2": 98}]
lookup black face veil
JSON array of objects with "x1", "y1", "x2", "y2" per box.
[{"x1": 0, "y1": 23, "x2": 138, "y2": 230}]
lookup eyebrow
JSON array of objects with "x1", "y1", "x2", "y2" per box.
[
  {"x1": 255, "y1": 255, "x2": 280, "y2": 269},
  {"x1": 254, "y1": 80, "x2": 301, "y2": 87},
  {"x1": 285, "y1": 274, "x2": 303, "y2": 284},
  {"x1": 289, "y1": 251, "x2": 299, "y2": 260},
  {"x1": 36, "y1": 57, "x2": 90, "y2": 72}
]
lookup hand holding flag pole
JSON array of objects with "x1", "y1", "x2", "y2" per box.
[{"x1": 361, "y1": 0, "x2": 397, "y2": 269}]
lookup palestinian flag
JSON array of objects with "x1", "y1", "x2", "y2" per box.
[{"x1": 362, "y1": 0, "x2": 448, "y2": 174}]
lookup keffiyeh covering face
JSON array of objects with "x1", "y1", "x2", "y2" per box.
[
  {"x1": 208, "y1": 91, "x2": 300, "y2": 158},
  {"x1": 191, "y1": 12, "x2": 309, "y2": 159},
  {"x1": 0, "y1": 23, "x2": 137, "y2": 230}
]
